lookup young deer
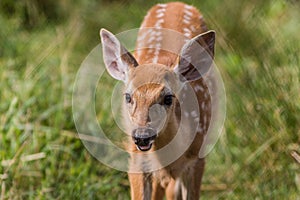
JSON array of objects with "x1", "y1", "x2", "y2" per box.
[{"x1": 100, "y1": 2, "x2": 215, "y2": 199}]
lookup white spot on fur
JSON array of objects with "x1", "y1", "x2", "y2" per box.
[
  {"x1": 156, "y1": 8, "x2": 166, "y2": 15},
  {"x1": 184, "y1": 4, "x2": 194, "y2": 10},
  {"x1": 194, "y1": 85, "x2": 204, "y2": 92},
  {"x1": 156, "y1": 12, "x2": 164, "y2": 18},
  {"x1": 183, "y1": 85, "x2": 188, "y2": 91},
  {"x1": 184, "y1": 9, "x2": 193, "y2": 17},
  {"x1": 148, "y1": 36, "x2": 155, "y2": 43},
  {"x1": 183, "y1": 19, "x2": 190, "y2": 24},
  {"x1": 201, "y1": 101, "x2": 205, "y2": 110},
  {"x1": 204, "y1": 92, "x2": 209, "y2": 99},
  {"x1": 184, "y1": 111, "x2": 189, "y2": 117},
  {"x1": 183, "y1": 14, "x2": 191, "y2": 21},
  {"x1": 191, "y1": 110, "x2": 198, "y2": 118},
  {"x1": 183, "y1": 28, "x2": 190, "y2": 33},
  {"x1": 147, "y1": 48, "x2": 154, "y2": 53},
  {"x1": 184, "y1": 32, "x2": 191, "y2": 38},
  {"x1": 152, "y1": 41, "x2": 162, "y2": 63},
  {"x1": 156, "y1": 36, "x2": 163, "y2": 42},
  {"x1": 197, "y1": 125, "x2": 204, "y2": 133},
  {"x1": 152, "y1": 52, "x2": 160, "y2": 63},
  {"x1": 183, "y1": 27, "x2": 192, "y2": 38},
  {"x1": 207, "y1": 80, "x2": 213, "y2": 88},
  {"x1": 190, "y1": 25, "x2": 197, "y2": 32},
  {"x1": 157, "y1": 3, "x2": 167, "y2": 8},
  {"x1": 154, "y1": 19, "x2": 164, "y2": 28},
  {"x1": 137, "y1": 29, "x2": 151, "y2": 42}
]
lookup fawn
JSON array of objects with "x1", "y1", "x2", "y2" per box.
[{"x1": 100, "y1": 2, "x2": 215, "y2": 199}]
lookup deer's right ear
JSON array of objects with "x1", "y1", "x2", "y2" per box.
[{"x1": 100, "y1": 29, "x2": 138, "y2": 82}]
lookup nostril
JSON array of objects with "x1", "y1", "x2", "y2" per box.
[
  {"x1": 133, "y1": 137, "x2": 140, "y2": 145},
  {"x1": 132, "y1": 136, "x2": 150, "y2": 144},
  {"x1": 132, "y1": 135, "x2": 156, "y2": 145},
  {"x1": 132, "y1": 128, "x2": 157, "y2": 145}
]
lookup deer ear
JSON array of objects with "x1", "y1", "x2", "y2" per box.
[
  {"x1": 100, "y1": 29, "x2": 138, "y2": 82},
  {"x1": 174, "y1": 30, "x2": 215, "y2": 82}
]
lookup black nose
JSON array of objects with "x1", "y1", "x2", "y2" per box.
[{"x1": 132, "y1": 128, "x2": 157, "y2": 146}]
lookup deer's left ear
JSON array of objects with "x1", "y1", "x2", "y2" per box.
[
  {"x1": 100, "y1": 29, "x2": 138, "y2": 82},
  {"x1": 174, "y1": 30, "x2": 215, "y2": 82}
]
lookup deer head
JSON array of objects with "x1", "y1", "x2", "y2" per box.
[{"x1": 100, "y1": 29, "x2": 215, "y2": 152}]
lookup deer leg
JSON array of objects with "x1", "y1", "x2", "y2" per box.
[
  {"x1": 151, "y1": 178, "x2": 165, "y2": 200},
  {"x1": 175, "y1": 158, "x2": 205, "y2": 200},
  {"x1": 166, "y1": 178, "x2": 177, "y2": 200},
  {"x1": 191, "y1": 158, "x2": 205, "y2": 199},
  {"x1": 128, "y1": 173, "x2": 152, "y2": 200},
  {"x1": 166, "y1": 178, "x2": 184, "y2": 200}
]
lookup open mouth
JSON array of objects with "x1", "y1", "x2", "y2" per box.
[
  {"x1": 132, "y1": 128, "x2": 157, "y2": 152},
  {"x1": 136, "y1": 140, "x2": 154, "y2": 151}
]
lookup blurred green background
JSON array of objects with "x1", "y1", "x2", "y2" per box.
[{"x1": 0, "y1": 0, "x2": 299, "y2": 199}]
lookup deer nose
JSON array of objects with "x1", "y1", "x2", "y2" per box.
[{"x1": 132, "y1": 128, "x2": 157, "y2": 151}]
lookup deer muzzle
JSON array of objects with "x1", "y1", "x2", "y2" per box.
[{"x1": 132, "y1": 127, "x2": 157, "y2": 151}]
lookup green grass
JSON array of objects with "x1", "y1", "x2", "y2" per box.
[{"x1": 0, "y1": 0, "x2": 299, "y2": 199}]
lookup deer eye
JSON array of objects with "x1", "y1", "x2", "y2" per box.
[
  {"x1": 125, "y1": 93, "x2": 132, "y2": 103},
  {"x1": 164, "y1": 95, "x2": 173, "y2": 106}
]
